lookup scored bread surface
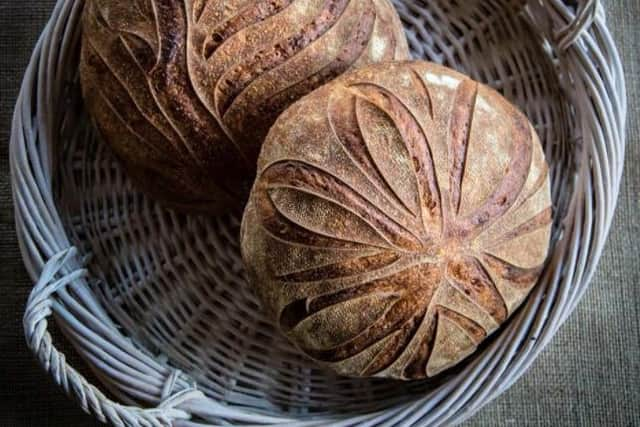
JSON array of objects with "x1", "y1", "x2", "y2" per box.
[
  {"x1": 241, "y1": 61, "x2": 552, "y2": 380},
  {"x1": 80, "y1": 0, "x2": 410, "y2": 212}
]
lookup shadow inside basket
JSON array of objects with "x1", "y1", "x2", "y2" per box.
[{"x1": 56, "y1": 0, "x2": 573, "y2": 418}]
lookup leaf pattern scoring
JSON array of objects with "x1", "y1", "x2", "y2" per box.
[
  {"x1": 80, "y1": 0, "x2": 410, "y2": 212},
  {"x1": 241, "y1": 61, "x2": 553, "y2": 380}
]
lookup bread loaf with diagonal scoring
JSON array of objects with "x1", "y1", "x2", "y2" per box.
[
  {"x1": 241, "y1": 61, "x2": 553, "y2": 380},
  {"x1": 80, "y1": 0, "x2": 409, "y2": 212}
]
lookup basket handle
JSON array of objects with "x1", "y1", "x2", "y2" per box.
[{"x1": 23, "y1": 247, "x2": 206, "y2": 427}]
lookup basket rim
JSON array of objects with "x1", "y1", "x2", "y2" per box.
[{"x1": 11, "y1": 0, "x2": 627, "y2": 426}]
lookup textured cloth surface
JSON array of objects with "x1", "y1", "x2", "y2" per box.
[{"x1": 0, "y1": 1, "x2": 638, "y2": 426}]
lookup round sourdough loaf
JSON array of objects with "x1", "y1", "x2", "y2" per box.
[
  {"x1": 241, "y1": 61, "x2": 553, "y2": 380},
  {"x1": 79, "y1": 0, "x2": 409, "y2": 212}
]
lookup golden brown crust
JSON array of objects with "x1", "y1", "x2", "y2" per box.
[
  {"x1": 241, "y1": 61, "x2": 553, "y2": 380},
  {"x1": 79, "y1": 0, "x2": 410, "y2": 212}
]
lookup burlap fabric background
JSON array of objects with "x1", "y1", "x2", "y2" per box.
[{"x1": 1, "y1": 1, "x2": 638, "y2": 425}]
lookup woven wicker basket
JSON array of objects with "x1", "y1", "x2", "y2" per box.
[{"x1": 12, "y1": 0, "x2": 626, "y2": 425}]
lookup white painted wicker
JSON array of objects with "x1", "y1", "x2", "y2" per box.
[{"x1": 12, "y1": 0, "x2": 626, "y2": 425}]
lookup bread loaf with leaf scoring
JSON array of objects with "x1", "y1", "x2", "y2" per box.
[
  {"x1": 241, "y1": 61, "x2": 553, "y2": 380},
  {"x1": 80, "y1": 0, "x2": 410, "y2": 212}
]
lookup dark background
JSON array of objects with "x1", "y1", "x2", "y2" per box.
[{"x1": 1, "y1": 1, "x2": 638, "y2": 426}]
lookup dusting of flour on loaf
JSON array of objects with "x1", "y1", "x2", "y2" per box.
[
  {"x1": 400, "y1": 72, "x2": 412, "y2": 87},
  {"x1": 369, "y1": 36, "x2": 387, "y2": 61},
  {"x1": 477, "y1": 96, "x2": 495, "y2": 114},
  {"x1": 425, "y1": 72, "x2": 460, "y2": 89}
]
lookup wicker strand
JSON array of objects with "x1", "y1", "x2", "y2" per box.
[{"x1": 552, "y1": 0, "x2": 600, "y2": 51}]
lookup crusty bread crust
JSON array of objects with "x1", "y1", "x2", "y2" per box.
[
  {"x1": 241, "y1": 61, "x2": 552, "y2": 380},
  {"x1": 80, "y1": 0, "x2": 410, "y2": 212}
]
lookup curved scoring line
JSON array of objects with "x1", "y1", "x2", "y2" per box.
[
  {"x1": 243, "y1": 4, "x2": 377, "y2": 126},
  {"x1": 320, "y1": 0, "x2": 400, "y2": 70},
  {"x1": 435, "y1": 305, "x2": 487, "y2": 344},
  {"x1": 480, "y1": 253, "x2": 545, "y2": 289},
  {"x1": 275, "y1": 251, "x2": 399, "y2": 282},
  {"x1": 353, "y1": 0, "x2": 384, "y2": 63},
  {"x1": 215, "y1": 0, "x2": 353, "y2": 117},
  {"x1": 280, "y1": 281, "x2": 402, "y2": 329},
  {"x1": 295, "y1": 262, "x2": 440, "y2": 365},
  {"x1": 283, "y1": 254, "x2": 432, "y2": 305},
  {"x1": 109, "y1": 39, "x2": 193, "y2": 159},
  {"x1": 468, "y1": 256, "x2": 508, "y2": 322},
  {"x1": 299, "y1": 297, "x2": 406, "y2": 361},
  {"x1": 443, "y1": 259, "x2": 507, "y2": 325},
  {"x1": 256, "y1": 194, "x2": 380, "y2": 252},
  {"x1": 194, "y1": 0, "x2": 222, "y2": 25},
  {"x1": 401, "y1": 305, "x2": 438, "y2": 379},
  {"x1": 92, "y1": 1, "x2": 113, "y2": 30},
  {"x1": 145, "y1": 0, "x2": 219, "y2": 167},
  {"x1": 327, "y1": 89, "x2": 420, "y2": 226},
  {"x1": 202, "y1": 0, "x2": 296, "y2": 58},
  {"x1": 261, "y1": 158, "x2": 426, "y2": 251},
  {"x1": 410, "y1": 67, "x2": 435, "y2": 120},
  {"x1": 183, "y1": 2, "x2": 251, "y2": 166},
  {"x1": 367, "y1": 0, "x2": 400, "y2": 63},
  {"x1": 448, "y1": 79, "x2": 478, "y2": 217},
  {"x1": 117, "y1": 35, "x2": 182, "y2": 139},
  {"x1": 504, "y1": 149, "x2": 550, "y2": 219},
  {"x1": 193, "y1": 0, "x2": 206, "y2": 23},
  {"x1": 85, "y1": 35, "x2": 183, "y2": 156},
  {"x1": 404, "y1": 71, "x2": 442, "y2": 236},
  {"x1": 361, "y1": 302, "x2": 429, "y2": 376},
  {"x1": 96, "y1": 89, "x2": 170, "y2": 160},
  {"x1": 484, "y1": 206, "x2": 552, "y2": 250},
  {"x1": 265, "y1": 184, "x2": 396, "y2": 251},
  {"x1": 354, "y1": 95, "x2": 420, "y2": 218},
  {"x1": 453, "y1": 106, "x2": 534, "y2": 240},
  {"x1": 133, "y1": 0, "x2": 152, "y2": 18},
  {"x1": 301, "y1": 287, "x2": 428, "y2": 364},
  {"x1": 348, "y1": 80, "x2": 443, "y2": 235},
  {"x1": 96, "y1": 90, "x2": 223, "y2": 205},
  {"x1": 473, "y1": 129, "x2": 551, "y2": 245},
  {"x1": 148, "y1": 0, "x2": 162, "y2": 70},
  {"x1": 257, "y1": 220, "x2": 376, "y2": 253},
  {"x1": 118, "y1": 26, "x2": 158, "y2": 69},
  {"x1": 287, "y1": 292, "x2": 403, "y2": 350},
  {"x1": 513, "y1": 164, "x2": 550, "y2": 215},
  {"x1": 150, "y1": 0, "x2": 253, "y2": 171},
  {"x1": 220, "y1": 0, "x2": 382, "y2": 122}
]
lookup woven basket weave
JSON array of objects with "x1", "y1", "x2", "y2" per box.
[{"x1": 12, "y1": 0, "x2": 626, "y2": 425}]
